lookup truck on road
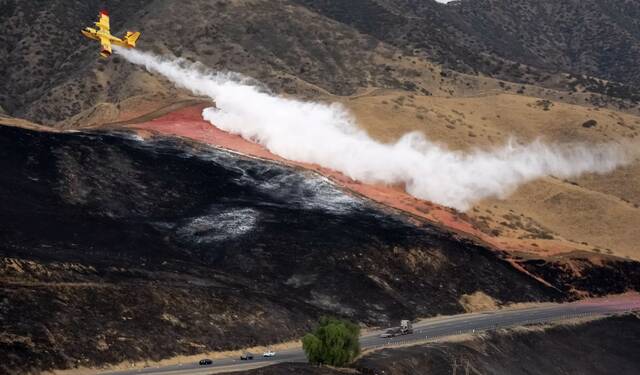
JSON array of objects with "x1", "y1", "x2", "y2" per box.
[
  {"x1": 400, "y1": 320, "x2": 413, "y2": 335},
  {"x1": 379, "y1": 320, "x2": 414, "y2": 338}
]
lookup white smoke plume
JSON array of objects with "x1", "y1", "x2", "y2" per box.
[{"x1": 115, "y1": 47, "x2": 631, "y2": 211}]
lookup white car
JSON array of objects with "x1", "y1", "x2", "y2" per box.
[{"x1": 263, "y1": 350, "x2": 276, "y2": 357}]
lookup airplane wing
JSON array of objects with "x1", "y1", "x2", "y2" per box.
[
  {"x1": 96, "y1": 10, "x2": 110, "y2": 32},
  {"x1": 99, "y1": 36, "x2": 112, "y2": 57}
]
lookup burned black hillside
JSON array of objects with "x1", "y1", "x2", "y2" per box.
[{"x1": 0, "y1": 125, "x2": 563, "y2": 373}]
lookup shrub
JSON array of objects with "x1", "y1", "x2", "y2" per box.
[{"x1": 302, "y1": 317, "x2": 360, "y2": 366}]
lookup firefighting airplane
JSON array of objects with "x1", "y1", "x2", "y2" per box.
[{"x1": 81, "y1": 10, "x2": 140, "y2": 58}]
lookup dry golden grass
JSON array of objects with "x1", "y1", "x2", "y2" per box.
[
  {"x1": 459, "y1": 291, "x2": 499, "y2": 313},
  {"x1": 340, "y1": 92, "x2": 639, "y2": 146},
  {"x1": 337, "y1": 91, "x2": 640, "y2": 260},
  {"x1": 0, "y1": 114, "x2": 58, "y2": 132}
]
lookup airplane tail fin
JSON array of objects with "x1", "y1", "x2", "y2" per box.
[{"x1": 124, "y1": 31, "x2": 141, "y2": 47}]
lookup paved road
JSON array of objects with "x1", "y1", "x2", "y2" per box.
[{"x1": 101, "y1": 295, "x2": 640, "y2": 375}]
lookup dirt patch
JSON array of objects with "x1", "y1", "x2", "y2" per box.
[{"x1": 0, "y1": 115, "x2": 59, "y2": 133}]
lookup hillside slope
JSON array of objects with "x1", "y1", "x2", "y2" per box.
[
  {"x1": 3, "y1": 0, "x2": 639, "y2": 264},
  {"x1": 2, "y1": 1, "x2": 640, "y2": 372},
  {"x1": 3, "y1": 0, "x2": 640, "y2": 126},
  {"x1": 0, "y1": 124, "x2": 563, "y2": 374},
  {"x1": 0, "y1": 0, "x2": 441, "y2": 125},
  {"x1": 338, "y1": 90, "x2": 640, "y2": 260},
  {"x1": 296, "y1": 0, "x2": 640, "y2": 99}
]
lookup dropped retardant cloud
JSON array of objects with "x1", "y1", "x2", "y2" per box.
[{"x1": 115, "y1": 47, "x2": 631, "y2": 211}]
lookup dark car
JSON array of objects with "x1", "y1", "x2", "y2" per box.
[
  {"x1": 199, "y1": 359, "x2": 213, "y2": 366},
  {"x1": 240, "y1": 352, "x2": 254, "y2": 360},
  {"x1": 379, "y1": 328, "x2": 399, "y2": 338}
]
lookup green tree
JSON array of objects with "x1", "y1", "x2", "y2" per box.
[{"x1": 302, "y1": 317, "x2": 360, "y2": 366}]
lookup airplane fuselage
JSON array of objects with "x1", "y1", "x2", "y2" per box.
[
  {"x1": 81, "y1": 12, "x2": 140, "y2": 58},
  {"x1": 82, "y1": 27, "x2": 130, "y2": 44}
]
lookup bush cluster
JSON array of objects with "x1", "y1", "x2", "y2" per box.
[{"x1": 302, "y1": 317, "x2": 360, "y2": 366}]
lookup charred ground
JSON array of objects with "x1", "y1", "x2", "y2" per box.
[{"x1": 0, "y1": 124, "x2": 562, "y2": 373}]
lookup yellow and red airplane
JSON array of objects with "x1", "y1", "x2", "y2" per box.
[{"x1": 81, "y1": 10, "x2": 140, "y2": 58}]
